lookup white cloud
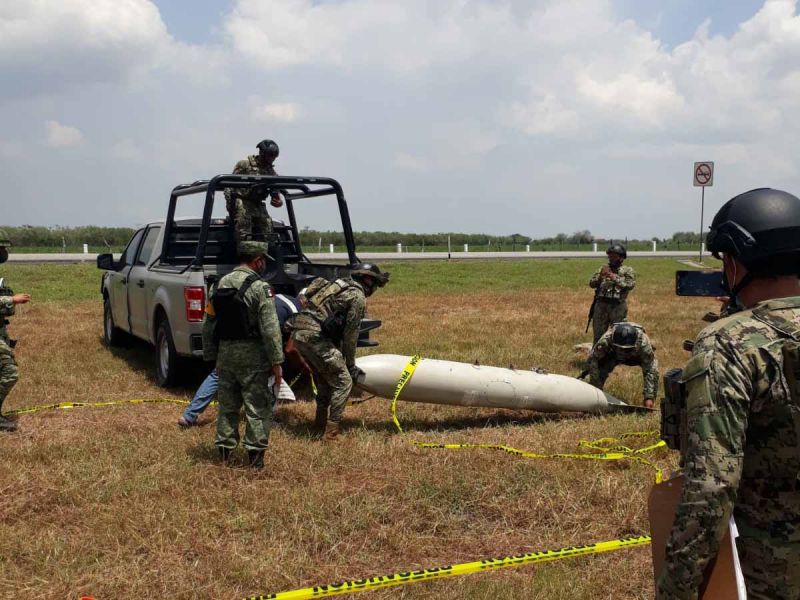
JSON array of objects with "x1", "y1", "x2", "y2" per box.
[
  {"x1": 0, "y1": 0, "x2": 221, "y2": 99},
  {"x1": 45, "y1": 120, "x2": 83, "y2": 147},
  {"x1": 252, "y1": 102, "x2": 301, "y2": 123}
]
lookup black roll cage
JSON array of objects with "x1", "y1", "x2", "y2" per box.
[{"x1": 164, "y1": 175, "x2": 359, "y2": 269}]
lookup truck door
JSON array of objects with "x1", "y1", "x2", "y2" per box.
[
  {"x1": 109, "y1": 228, "x2": 145, "y2": 333},
  {"x1": 128, "y1": 225, "x2": 161, "y2": 340}
]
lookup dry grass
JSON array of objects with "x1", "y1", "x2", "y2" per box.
[{"x1": 0, "y1": 260, "x2": 715, "y2": 599}]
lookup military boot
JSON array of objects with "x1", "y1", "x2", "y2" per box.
[
  {"x1": 0, "y1": 415, "x2": 17, "y2": 432},
  {"x1": 322, "y1": 422, "x2": 341, "y2": 442},
  {"x1": 313, "y1": 404, "x2": 328, "y2": 435},
  {"x1": 218, "y1": 447, "x2": 232, "y2": 465},
  {"x1": 247, "y1": 450, "x2": 265, "y2": 469}
]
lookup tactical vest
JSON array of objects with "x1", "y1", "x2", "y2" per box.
[
  {"x1": 662, "y1": 305, "x2": 800, "y2": 483},
  {"x1": 304, "y1": 278, "x2": 353, "y2": 341},
  {"x1": 212, "y1": 273, "x2": 261, "y2": 341}
]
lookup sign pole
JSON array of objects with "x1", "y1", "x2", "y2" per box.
[
  {"x1": 693, "y1": 161, "x2": 714, "y2": 264},
  {"x1": 699, "y1": 186, "x2": 705, "y2": 263}
]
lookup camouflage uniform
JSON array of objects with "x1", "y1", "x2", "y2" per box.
[
  {"x1": 589, "y1": 264, "x2": 636, "y2": 343},
  {"x1": 290, "y1": 277, "x2": 366, "y2": 426},
  {"x1": 0, "y1": 293, "x2": 18, "y2": 416},
  {"x1": 587, "y1": 322, "x2": 658, "y2": 401},
  {"x1": 225, "y1": 155, "x2": 277, "y2": 244},
  {"x1": 202, "y1": 265, "x2": 284, "y2": 452},
  {"x1": 657, "y1": 297, "x2": 800, "y2": 599}
]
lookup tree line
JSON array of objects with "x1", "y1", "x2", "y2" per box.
[{"x1": 0, "y1": 225, "x2": 706, "y2": 249}]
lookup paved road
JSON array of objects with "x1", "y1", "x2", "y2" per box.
[{"x1": 7, "y1": 250, "x2": 703, "y2": 264}]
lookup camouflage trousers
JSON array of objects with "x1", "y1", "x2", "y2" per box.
[
  {"x1": 291, "y1": 329, "x2": 352, "y2": 424},
  {"x1": 0, "y1": 339, "x2": 18, "y2": 413},
  {"x1": 215, "y1": 341, "x2": 276, "y2": 451},
  {"x1": 232, "y1": 198, "x2": 273, "y2": 247},
  {"x1": 592, "y1": 299, "x2": 628, "y2": 343},
  {"x1": 738, "y1": 531, "x2": 800, "y2": 599}
]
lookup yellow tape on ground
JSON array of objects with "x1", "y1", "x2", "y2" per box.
[
  {"x1": 6, "y1": 397, "x2": 190, "y2": 416},
  {"x1": 390, "y1": 356, "x2": 666, "y2": 483},
  {"x1": 244, "y1": 535, "x2": 651, "y2": 600}
]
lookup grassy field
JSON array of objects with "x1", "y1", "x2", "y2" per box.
[{"x1": 0, "y1": 258, "x2": 717, "y2": 599}]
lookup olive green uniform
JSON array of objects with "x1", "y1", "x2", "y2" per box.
[
  {"x1": 202, "y1": 266, "x2": 284, "y2": 451},
  {"x1": 224, "y1": 155, "x2": 278, "y2": 245},
  {"x1": 0, "y1": 294, "x2": 18, "y2": 416},
  {"x1": 587, "y1": 322, "x2": 658, "y2": 402}
]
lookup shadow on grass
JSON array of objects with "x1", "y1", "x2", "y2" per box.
[
  {"x1": 277, "y1": 409, "x2": 588, "y2": 439},
  {"x1": 103, "y1": 334, "x2": 211, "y2": 393}
]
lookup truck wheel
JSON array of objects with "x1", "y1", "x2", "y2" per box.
[
  {"x1": 155, "y1": 318, "x2": 180, "y2": 387},
  {"x1": 103, "y1": 297, "x2": 126, "y2": 346}
]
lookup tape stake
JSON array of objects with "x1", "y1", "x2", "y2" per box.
[{"x1": 244, "y1": 535, "x2": 651, "y2": 600}]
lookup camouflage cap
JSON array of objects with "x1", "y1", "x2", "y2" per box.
[{"x1": 238, "y1": 240, "x2": 270, "y2": 257}]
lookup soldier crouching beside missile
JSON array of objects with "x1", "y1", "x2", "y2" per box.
[{"x1": 290, "y1": 263, "x2": 389, "y2": 441}]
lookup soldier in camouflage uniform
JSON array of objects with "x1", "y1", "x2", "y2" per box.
[
  {"x1": 0, "y1": 237, "x2": 32, "y2": 432},
  {"x1": 202, "y1": 241, "x2": 284, "y2": 468},
  {"x1": 588, "y1": 244, "x2": 636, "y2": 343},
  {"x1": 658, "y1": 188, "x2": 800, "y2": 599},
  {"x1": 0, "y1": 228, "x2": 10, "y2": 264},
  {"x1": 586, "y1": 322, "x2": 658, "y2": 408},
  {"x1": 225, "y1": 139, "x2": 283, "y2": 247},
  {"x1": 291, "y1": 263, "x2": 389, "y2": 441}
]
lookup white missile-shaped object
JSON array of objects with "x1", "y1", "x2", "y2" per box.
[{"x1": 355, "y1": 354, "x2": 635, "y2": 414}]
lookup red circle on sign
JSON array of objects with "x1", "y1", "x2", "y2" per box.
[{"x1": 695, "y1": 164, "x2": 712, "y2": 184}]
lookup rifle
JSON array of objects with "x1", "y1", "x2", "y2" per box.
[{"x1": 585, "y1": 289, "x2": 599, "y2": 333}]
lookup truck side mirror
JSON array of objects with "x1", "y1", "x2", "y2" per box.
[{"x1": 97, "y1": 253, "x2": 116, "y2": 271}]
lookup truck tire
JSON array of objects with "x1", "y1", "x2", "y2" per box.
[
  {"x1": 103, "y1": 297, "x2": 126, "y2": 347},
  {"x1": 155, "y1": 317, "x2": 181, "y2": 387}
]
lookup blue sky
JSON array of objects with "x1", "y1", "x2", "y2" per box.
[{"x1": 1, "y1": 0, "x2": 797, "y2": 240}]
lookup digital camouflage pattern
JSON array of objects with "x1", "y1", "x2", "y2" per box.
[
  {"x1": 291, "y1": 278, "x2": 367, "y2": 424},
  {"x1": 202, "y1": 265, "x2": 284, "y2": 451},
  {"x1": 0, "y1": 295, "x2": 17, "y2": 413},
  {"x1": 587, "y1": 322, "x2": 659, "y2": 400},
  {"x1": 657, "y1": 296, "x2": 800, "y2": 600},
  {"x1": 225, "y1": 155, "x2": 278, "y2": 243},
  {"x1": 589, "y1": 264, "x2": 636, "y2": 342}
]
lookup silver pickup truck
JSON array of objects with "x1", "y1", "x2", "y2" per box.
[{"x1": 98, "y1": 175, "x2": 380, "y2": 386}]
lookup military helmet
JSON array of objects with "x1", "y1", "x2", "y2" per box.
[
  {"x1": 606, "y1": 243, "x2": 627, "y2": 259},
  {"x1": 256, "y1": 139, "x2": 280, "y2": 158},
  {"x1": 350, "y1": 263, "x2": 389, "y2": 287},
  {"x1": 707, "y1": 188, "x2": 800, "y2": 276},
  {"x1": 611, "y1": 323, "x2": 638, "y2": 349},
  {"x1": 238, "y1": 240, "x2": 270, "y2": 259}
]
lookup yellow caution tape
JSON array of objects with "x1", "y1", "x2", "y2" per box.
[
  {"x1": 6, "y1": 397, "x2": 191, "y2": 416},
  {"x1": 389, "y1": 354, "x2": 421, "y2": 433},
  {"x1": 390, "y1": 356, "x2": 666, "y2": 483},
  {"x1": 243, "y1": 535, "x2": 651, "y2": 600}
]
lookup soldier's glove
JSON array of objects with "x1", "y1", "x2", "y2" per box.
[{"x1": 348, "y1": 365, "x2": 365, "y2": 382}]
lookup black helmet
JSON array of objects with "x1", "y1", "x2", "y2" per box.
[
  {"x1": 256, "y1": 139, "x2": 280, "y2": 158},
  {"x1": 707, "y1": 188, "x2": 800, "y2": 276},
  {"x1": 350, "y1": 263, "x2": 389, "y2": 287},
  {"x1": 606, "y1": 244, "x2": 627, "y2": 259},
  {"x1": 611, "y1": 323, "x2": 638, "y2": 349}
]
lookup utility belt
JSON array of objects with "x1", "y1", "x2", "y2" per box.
[{"x1": 596, "y1": 297, "x2": 623, "y2": 304}]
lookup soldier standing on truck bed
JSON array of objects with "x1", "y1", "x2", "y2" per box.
[
  {"x1": 290, "y1": 264, "x2": 389, "y2": 441},
  {"x1": 225, "y1": 139, "x2": 284, "y2": 248},
  {"x1": 584, "y1": 322, "x2": 658, "y2": 409},
  {"x1": 588, "y1": 244, "x2": 636, "y2": 343},
  {"x1": 202, "y1": 241, "x2": 284, "y2": 469}
]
